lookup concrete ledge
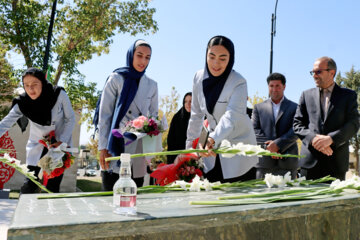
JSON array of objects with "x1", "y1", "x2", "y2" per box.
[{"x1": 7, "y1": 190, "x2": 360, "y2": 240}]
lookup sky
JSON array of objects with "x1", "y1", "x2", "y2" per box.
[{"x1": 52, "y1": 0, "x2": 360, "y2": 145}]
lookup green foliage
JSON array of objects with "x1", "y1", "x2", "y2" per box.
[
  {"x1": 0, "y1": 0, "x2": 158, "y2": 123},
  {"x1": 0, "y1": 43, "x2": 18, "y2": 119},
  {"x1": 336, "y1": 67, "x2": 360, "y2": 173},
  {"x1": 63, "y1": 72, "x2": 99, "y2": 127}
]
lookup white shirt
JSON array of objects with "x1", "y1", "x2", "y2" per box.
[{"x1": 271, "y1": 96, "x2": 284, "y2": 120}]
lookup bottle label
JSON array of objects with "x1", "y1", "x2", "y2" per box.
[{"x1": 120, "y1": 196, "x2": 136, "y2": 207}]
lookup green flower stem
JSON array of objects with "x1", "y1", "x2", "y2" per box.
[
  {"x1": 37, "y1": 191, "x2": 113, "y2": 199},
  {"x1": 218, "y1": 187, "x2": 326, "y2": 200},
  {"x1": 0, "y1": 157, "x2": 52, "y2": 194},
  {"x1": 105, "y1": 149, "x2": 303, "y2": 162}
]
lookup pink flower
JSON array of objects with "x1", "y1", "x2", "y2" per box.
[
  {"x1": 138, "y1": 116, "x2": 147, "y2": 121},
  {"x1": 132, "y1": 118, "x2": 145, "y2": 129}
]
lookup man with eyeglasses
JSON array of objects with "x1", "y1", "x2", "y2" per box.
[{"x1": 293, "y1": 56, "x2": 359, "y2": 180}]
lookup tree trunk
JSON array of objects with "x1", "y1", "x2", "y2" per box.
[{"x1": 54, "y1": 62, "x2": 63, "y2": 86}]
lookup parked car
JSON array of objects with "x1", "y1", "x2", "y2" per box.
[
  {"x1": 84, "y1": 169, "x2": 97, "y2": 177},
  {"x1": 77, "y1": 170, "x2": 80, "y2": 176}
]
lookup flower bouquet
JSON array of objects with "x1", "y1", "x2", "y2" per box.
[
  {"x1": 112, "y1": 116, "x2": 165, "y2": 163},
  {"x1": 150, "y1": 153, "x2": 203, "y2": 186},
  {"x1": 37, "y1": 131, "x2": 76, "y2": 186},
  {"x1": 112, "y1": 116, "x2": 164, "y2": 141}
]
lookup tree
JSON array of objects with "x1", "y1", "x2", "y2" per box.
[
  {"x1": 0, "y1": 42, "x2": 17, "y2": 119},
  {"x1": 248, "y1": 92, "x2": 267, "y2": 107},
  {"x1": 336, "y1": 67, "x2": 360, "y2": 173},
  {"x1": 0, "y1": 0, "x2": 158, "y2": 122},
  {"x1": 158, "y1": 86, "x2": 180, "y2": 162}
]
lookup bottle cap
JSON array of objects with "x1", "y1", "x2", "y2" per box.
[{"x1": 120, "y1": 153, "x2": 131, "y2": 163}]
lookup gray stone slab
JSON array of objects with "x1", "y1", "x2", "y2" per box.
[
  {"x1": 7, "y1": 189, "x2": 360, "y2": 240},
  {"x1": 0, "y1": 199, "x2": 18, "y2": 240}
]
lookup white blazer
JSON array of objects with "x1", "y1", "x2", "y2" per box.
[
  {"x1": 186, "y1": 69, "x2": 258, "y2": 179},
  {"x1": 98, "y1": 72, "x2": 158, "y2": 177},
  {"x1": 0, "y1": 90, "x2": 75, "y2": 166}
]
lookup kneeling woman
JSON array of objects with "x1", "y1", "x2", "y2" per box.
[
  {"x1": 186, "y1": 36, "x2": 258, "y2": 183},
  {"x1": 0, "y1": 68, "x2": 75, "y2": 193}
]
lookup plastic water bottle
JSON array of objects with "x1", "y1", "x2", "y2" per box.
[{"x1": 113, "y1": 153, "x2": 137, "y2": 215}]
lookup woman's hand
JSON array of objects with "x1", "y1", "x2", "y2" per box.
[
  {"x1": 49, "y1": 141, "x2": 63, "y2": 149},
  {"x1": 99, "y1": 149, "x2": 112, "y2": 170},
  {"x1": 199, "y1": 137, "x2": 216, "y2": 158}
]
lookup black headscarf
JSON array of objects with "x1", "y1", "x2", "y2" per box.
[
  {"x1": 12, "y1": 68, "x2": 63, "y2": 128},
  {"x1": 166, "y1": 92, "x2": 192, "y2": 164},
  {"x1": 202, "y1": 36, "x2": 235, "y2": 114}
]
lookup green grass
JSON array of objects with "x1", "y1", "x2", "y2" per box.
[{"x1": 76, "y1": 178, "x2": 102, "y2": 192}]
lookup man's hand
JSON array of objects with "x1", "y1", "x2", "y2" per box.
[
  {"x1": 99, "y1": 149, "x2": 112, "y2": 170},
  {"x1": 265, "y1": 140, "x2": 281, "y2": 159},
  {"x1": 199, "y1": 137, "x2": 216, "y2": 158},
  {"x1": 312, "y1": 135, "x2": 333, "y2": 156}
]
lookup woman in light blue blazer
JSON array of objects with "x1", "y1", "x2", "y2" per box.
[
  {"x1": 186, "y1": 36, "x2": 258, "y2": 183},
  {"x1": 98, "y1": 40, "x2": 158, "y2": 190},
  {"x1": 0, "y1": 67, "x2": 75, "y2": 193}
]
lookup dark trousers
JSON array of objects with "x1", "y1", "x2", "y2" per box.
[
  {"x1": 204, "y1": 155, "x2": 256, "y2": 183},
  {"x1": 101, "y1": 170, "x2": 144, "y2": 191},
  {"x1": 20, "y1": 165, "x2": 63, "y2": 194},
  {"x1": 300, "y1": 159, "x2": 346, "y2": 181}
]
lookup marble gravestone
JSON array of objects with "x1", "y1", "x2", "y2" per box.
[{"x1": 7, "y1": 189, "x2": 360, "y2": 240}]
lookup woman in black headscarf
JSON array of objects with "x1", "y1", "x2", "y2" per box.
[
  {"x1": 166, "y1": 92, "x2": 192, "y2": 164},
  {"x1": 0, "y1": 67, "x2": 75, "y2": 193},
  {"x1": 186, "y1": 36, "x2": 258, "y2": 183}
]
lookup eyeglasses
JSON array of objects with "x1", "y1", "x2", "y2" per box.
[{"x1": 310, "y1": 69, "x2": 330, "y2": 76}]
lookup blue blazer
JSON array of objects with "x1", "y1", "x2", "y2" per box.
[{"x1": 252, "y1": 97, "x2": 298, "y2": 169}]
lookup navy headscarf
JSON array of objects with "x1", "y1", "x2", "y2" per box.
[
  {"x1": 202, "y1": 36, "x2": 235, "y2": 114},
  {"x1": 108, "y1": 40, "x2": 152, "y2": 157},
  {"x1": 12, "y1": 67, "x2": 63, "y2": 130}
]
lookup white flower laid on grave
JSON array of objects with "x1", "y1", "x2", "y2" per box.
[
  {"x1": 169, "y1": 176, "x2": 221, "y2": 192},
  {"x1": 264, "y1": 172, "x2": 308, "y2": 188},
  {"x1": 330, "y1": 175, "x2": 360, "y2": 190}
]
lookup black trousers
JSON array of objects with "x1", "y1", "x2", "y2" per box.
[
  {"x1": 300, "y1": 159, "x2": 345, "y2": 181},
  {"x1": 20, "y1": 165, "x2": 63, "y2": 194},
  {"x1": 101, "y1": 170, "x2": 144, "y2": 191},
  {"x1": 204, "y1": 155, "x2": 257, "y2": 183}
]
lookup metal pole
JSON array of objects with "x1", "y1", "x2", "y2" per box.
[
  {"x1": 269, "y1": 0, "x2": 278, "y2": 74},
  {"x1": 43, "y1": 0, "x2": 58, "y2": 73}
]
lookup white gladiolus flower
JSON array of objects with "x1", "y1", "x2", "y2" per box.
[
  {"x1": 203, "y1": 179, "x2": 212, "y2": 192},
  {"x1": 189, "y1": 175, "x2": 201, "y2": 192},
  {"x1": 265, "y1": 173, "x2": 287, "y2": 188},
  {"x1": 173, "y1": 180, "x2": 187, "y2": 190},
  {"x1": 284, "y1": 171, "x2": 292, "y2": 183},
  {"x1": 4, "y1": 153, "x2": 21, "y2": 166}
]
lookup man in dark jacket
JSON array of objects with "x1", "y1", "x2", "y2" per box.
[
  {"x1": 252, "y1": 73, "x2": 298, "y2": 179},
  {"x1": 293, "y1": 57, "x2": 359, "y2": 180}
]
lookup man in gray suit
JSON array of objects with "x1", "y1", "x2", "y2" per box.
[
  {"x1": 252, "y1": 73, "x2": 298, "y2": 179},
  {"x1": 293, "y1": 57, "x2": 359, "y2": 180}
]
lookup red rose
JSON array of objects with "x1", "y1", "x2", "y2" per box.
[
  {"x1": 195, "y1": 169, "x2": 203, "y2": 177},
  {"x1": 51, "y1": 167, "x2": 64, "y2": 177},
  {"x1": 63, "y1": 158, "x2": 71, "y2": 168}
]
